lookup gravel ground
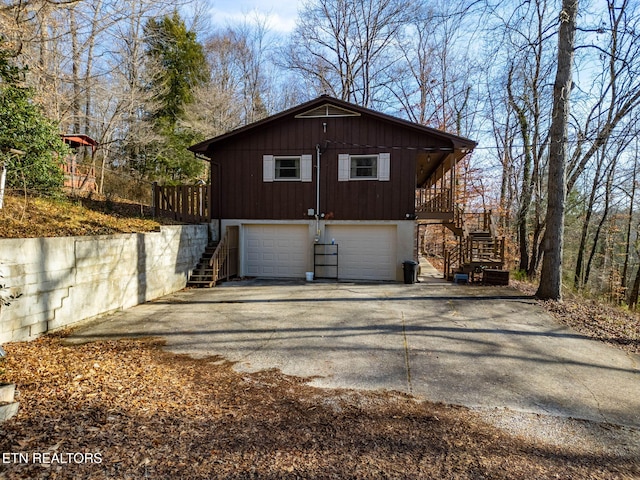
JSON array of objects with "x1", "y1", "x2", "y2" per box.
[{"x1": 478, "y1": 407, "x2": 640, "y2": 458}]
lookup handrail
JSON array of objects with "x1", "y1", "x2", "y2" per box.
[
  {"x1": 415, "y1": 187, "x2": 453, "y2": 213},
  {"x1": 208, "y1": 226, "x2": 239, "y2": 285},
  {"x1": 444, "y1": 234, "x2": 506, "y2": 279},
  {"x1": 210, "y1": 229, "x2": 229, "y2": 284}
]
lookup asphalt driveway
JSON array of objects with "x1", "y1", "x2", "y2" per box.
[{"x1": 67, "y1": 275, "x2": 640, "y2": 429}]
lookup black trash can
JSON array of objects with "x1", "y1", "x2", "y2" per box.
[{"x1": 402, "y1": 260, "x2": 418, "y2": 284}]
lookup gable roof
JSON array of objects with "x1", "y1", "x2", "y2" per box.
[
  {"x1": 62, "y1": 134, "x2": 99, "y2": 151},
  {"x1": 188, "y1": 95, "x2": 477, "y2": 157}
]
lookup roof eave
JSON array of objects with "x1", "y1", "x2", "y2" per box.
[{"x1": 188, "y1": 95, "x2": 478, "y2": 156}]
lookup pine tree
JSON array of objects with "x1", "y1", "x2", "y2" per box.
[{"x1": 141, "y1": 11, "x2": 209, "y2": 183}]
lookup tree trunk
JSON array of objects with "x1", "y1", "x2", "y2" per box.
[
  {"x1": 536, "y1": 0, "x2": 578, "y2": 300},
  {"x1": 507, "y1": 72, "x2": 533, "y2": 273},
  {"x1": 583, "y1": 162, "x2": 614, "y2": 287},
  {"x1": 629, "y1": 263, "x2": 640, "y2": 310},
  {"x1": 622, "y1": 143, "x2": 638, "y2": 297},
  {"x1": 574, "y1": 153, "x2": 604, "y2": 288},
  {"x1": 69, "y1": 6, "x2": 82, "y2": 134}
]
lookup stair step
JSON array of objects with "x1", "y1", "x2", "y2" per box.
[
  {"x1": 192, "y1": 274, "x2": 218, "y2": 280},
  {"x1": 0, "y1": 384, "x2": 18, "y2": 423},
  {"x1": 187, "y1": 237, "x2": 231, "y2": 288},
  {"x1": 0, "y1": 402, "x2": 19, "y2": 423},
  {"x1": 0, "y1": 383, "x2": 15, "y2": 403},
  {"x1": 194, "y1": 266, "x2": 213, "y2": 272},
  {"x1": 187, "y1": 281, "x2": 215, "y2": 288},
  {"x1": 188, "y1": 274, "x2": 214, "y2": 279}
]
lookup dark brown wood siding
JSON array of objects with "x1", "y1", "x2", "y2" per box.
[{"x1": 209, "y1": 114, "x2": 453, "y2": 220}]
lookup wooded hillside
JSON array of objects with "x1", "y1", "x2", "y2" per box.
[{"x1": 1, "y1": 0, "x2": 640, "y2": 304}]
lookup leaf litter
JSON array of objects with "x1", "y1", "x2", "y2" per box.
[
  {"x1": 1, "y1": 332, "x2": 638, "y2": 479},
  {"x1": 1, "y1": 199, "x2": 640, "y2": 478}
]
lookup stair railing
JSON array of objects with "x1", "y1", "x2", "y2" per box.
[
  {"x1": 209, "y1": 226, "x2": 239, "y2": 284},
  {"x1": 415, "y1": 187, "x2": 453, "y2": 214}
]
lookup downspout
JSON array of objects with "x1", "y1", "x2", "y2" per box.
[
  {"x1": 315, "y1": 144, "x2": 321, "y2": 241},
  {"x1": 0, "y1": 158, "x2": 6, "y2": 210},
  {"x1": 196, "y1": 153, "x2": 221, "y2": 242},
  {"x1": 212, "y1": 159, "x2": 222, "y2": 242}
]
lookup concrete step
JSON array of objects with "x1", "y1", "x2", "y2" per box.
[
  {"x1": 0, "y1": 383, "x2": 15, "y2": 403},
  {"x1": 0, "y1": 384, "x2": 19, "y2": 423},
  {"x1": 0, "y1": 402, "x2": 19, "y2": 422},
  {"x1": 187, "y1": 280, "x2": 215, "y2": 288}
]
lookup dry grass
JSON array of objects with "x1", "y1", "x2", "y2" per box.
[{"x1": 0, "y1": 193, "x2": 179, "y2": 238}]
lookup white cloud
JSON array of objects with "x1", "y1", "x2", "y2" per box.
[{"x1": 209, "y1": 0, "x2": 299, "y2": 33}]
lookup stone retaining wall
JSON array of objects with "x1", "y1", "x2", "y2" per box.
[{"x1": 0, "y1": 225, "x2": 209, "y2": 343}]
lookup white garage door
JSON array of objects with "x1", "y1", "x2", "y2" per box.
[
  {"x1": 244, "y1": 225, "x2": 308, "y2": 278},
  {"x1": 325, "y1": 225, "x2": 397, "y2": 280}
]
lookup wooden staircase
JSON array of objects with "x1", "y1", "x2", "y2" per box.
[
  {"x1": 187, "y1": 241, "x2": 219, "y2": 287},
  {"x1": 443, "y1": 210, "x2": 505, "y2": 281},
  {"x1": 187, "y1": 226, "x2": 239, "y2": 288}
]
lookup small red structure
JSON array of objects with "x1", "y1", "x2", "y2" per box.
[{"x1": 61, "y1": 134, "x2": 99, "y2": 192}]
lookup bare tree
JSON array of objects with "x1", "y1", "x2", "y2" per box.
[
  {"x1": 183, "y1": 14, "x2": 282, "y2": 138},
  {"x1": 391, "y1": 0, "x2": 480, "y2": 134},
  {"x1": 536, "y1": 0, "x2": 579, "y2": 300},
  {"x1": 479, "y1": 0, "x2": 558, "y2": 277},
  {"x1": 621, "y1": 137, "x2": 639, "y2": 297},
  {"x1": 567, "y1": 0, "x2": 640, "y2": 194},
  {"x1": 286, "y1": 0, "x2": 415, "y2": 107}
]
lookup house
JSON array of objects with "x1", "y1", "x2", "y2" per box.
[
  {"x1": 188, "y1": 95, "x2": 477, "y2": 282},
  {"x1": 61, "y1": 134, "x2": 98, "y2": 192}
]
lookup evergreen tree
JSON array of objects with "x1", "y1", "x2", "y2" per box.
[
  {"x1": 0, "y1": 38, "x2": 66, "y2": 195},
  {"x1": 138, "y1": 11, "x2": 209, "y2": 183}
]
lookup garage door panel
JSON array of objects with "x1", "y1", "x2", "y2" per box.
[
  {"x1": 326, "y1": 225, "x2": 396, "y2": 281},
  {"x1": 244, "y1": 225, "x2": 308, "y2": 278}
]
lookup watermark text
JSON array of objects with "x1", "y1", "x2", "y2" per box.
[{"x1": 2, "y1": 452, "x2": 102, "y2": 464}]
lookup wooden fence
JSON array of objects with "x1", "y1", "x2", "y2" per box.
[
  {"x1": 153, "y1": 183, "x2": 210, "y2": 223},
  {"x1": 61, "y1": 158, "x2": 97, "y2": 192}
]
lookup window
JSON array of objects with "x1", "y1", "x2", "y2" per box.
[
  {"x1": 263, "y1": 154, "x2": 312, "y2": 182},
  {"x1": 275, "y1": 157, "x2": 300, "y2": 180},
  {"x1": 350, "y1": 155, "x2": 378, "y2": 179},
  {"x1": 338, "y1": 153, "x2": 390, "y2": 182}
]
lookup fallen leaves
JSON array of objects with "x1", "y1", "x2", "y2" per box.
[
  {"x1": 0, "y1": 194, "x2": 180, "y2": 239},
  {"x1": 511, "y1": 280, "x2": 640, "y2": 355},
  {"x1": 545, "y1": 298, "x2": 640, "y2": 351},
  {"x1": 0, "y1": 334, "x2": 637, "y2": 479}
]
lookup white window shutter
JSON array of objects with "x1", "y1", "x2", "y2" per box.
[
  {"x1": 301, "y1": 154, "x2": 312, "y2": 182},
  {"x1": 263, "y1": 155, "x2": 274, "y2": 182},
  {"x1": 378, "y1": 153, "x2": 390, "y2": 181},
  {"x1": 338, "y1": 154, "x2": 350, "y2": 181}
]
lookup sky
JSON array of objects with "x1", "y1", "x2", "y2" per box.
[{"x1": 208, "y1": 0, "x2": 301, "y2": 33}]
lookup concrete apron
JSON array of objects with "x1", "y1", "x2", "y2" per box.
[{"x1": 67, "y1": 278, "x2": 640, "y2": 429}]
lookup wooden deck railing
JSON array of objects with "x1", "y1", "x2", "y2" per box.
[
  {"x1": 61, "y1": 160, "x2": 97, "y2": 192},
  {"x1": 415, "y1": 187, "x2": 453, "y2": 215},
  {"x1": 153, "y1": 183, "x2": 210, "y2": 223},
  {"x1": 210, "y1": 226, "x2": 239, "y2": 284},
  {"x1": 461, "y1": 211, "x2": 495, "y2": 236}
]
